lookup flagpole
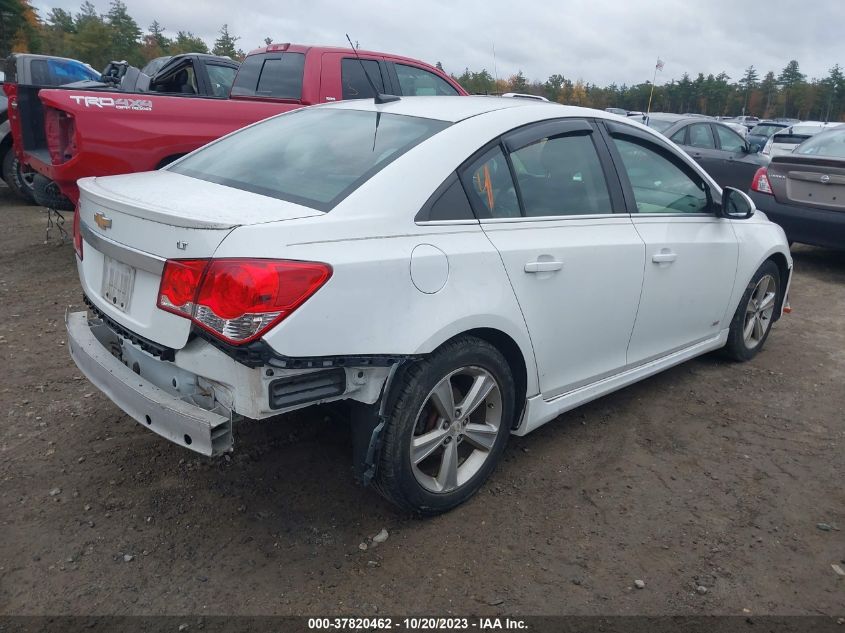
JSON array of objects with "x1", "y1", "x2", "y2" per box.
[{"x1": 646, "y1": 58, "x2": 659, "y2": 115}]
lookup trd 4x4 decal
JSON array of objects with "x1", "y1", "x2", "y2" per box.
[{"x1": 69, "y1": 95, "x2": 153, "y2": 111}]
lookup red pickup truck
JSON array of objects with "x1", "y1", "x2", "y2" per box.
[{"x1": 10, "y1": 43, "x2": 466, "y2": 207}]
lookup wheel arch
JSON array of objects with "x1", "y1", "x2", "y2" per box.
[
  {"x1": 764, "y1": 251, "x2": 791, "y2": 322},
  {"x1": 427, "y1": 327, "x2": 531, "y2": 430}
]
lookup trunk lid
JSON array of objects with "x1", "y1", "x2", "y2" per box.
[
  {"x1": 77, "y1": 171, "x2": 323, "y2": 349},
  {"x1": 767, "y1": 155, "x2": 845, "y2": 211}
]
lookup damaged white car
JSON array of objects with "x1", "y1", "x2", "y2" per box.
[{"x1": 68, "y1": 97, "x2": 792, "y2": 514}]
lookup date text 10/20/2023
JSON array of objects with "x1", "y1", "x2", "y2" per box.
[{"x1": 307, "y1": 617, "x2": 528, "y2": 630}]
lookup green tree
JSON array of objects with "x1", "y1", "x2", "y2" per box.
[
  {"x1": 106, "y1": 0, "x2": 141, "y2": 65},
  {"x1": 543, "y1": 73, "x2": 567, "y2": 101},
  {"x1": 72, "y1": 2, "x2": 114, "y2": 70},
  {"x1": 508, "y1": 70, "x2": 528, "y2": 93},
  {"x1": 777, "y1": 60, "x2": 806, "y2": 117},
  {"x1": 0, "y1": 0, "x2": 27, "y2": 57},
  {"x1": 171, "y1": 30, "x2": 208, "y2": 54},
  {"x1": 212, "y1": 23, "x2": 238, "y2": 58},
  {"x1": 739, "y1": 65, "x2": 758, "y2": 115}
]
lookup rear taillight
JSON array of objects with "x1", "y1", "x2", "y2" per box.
[
  {"x1": 72, "y1": 209, "x2": 83, "y2": 259},
  {"x1": 157, "y1": 259, "x2": 332, "y2": 345},
  {"x1": 44, "y1": 107, "x2": 77, "y2": 164},
  {"x1": 751, "y1": 167, "x2": 773, "y2": 194}
]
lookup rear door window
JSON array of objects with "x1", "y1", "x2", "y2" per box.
[
  {"x1": 713, "y1": 125, "x2": 745, "y2": 152},
  {"x1": 688, "y1": 124, "x2": 716, "y2": 149},
  {"x1": 510, "y1": 133, "x2": 613, "y2": 216},
  {"x1": 394, "y1": 63, "x2": 459, "y2": 96},
  {"x1": 231, "y1": 53, "x2": 305, "y2": 99},
  {"x1": 341, "y1": 58, "x2": 386, "y2": 99}
]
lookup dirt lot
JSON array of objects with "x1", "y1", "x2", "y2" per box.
[{"x1": 1, "y1": 190, "x2": 843, "y2": 617}]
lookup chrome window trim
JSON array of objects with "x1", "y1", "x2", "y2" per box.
[
  {"x1": 478, "y1": 212, "x2": 619, "y2": 224},
  {"x1": 81, "y1": 222, "x2": 165, "y2": 275}
]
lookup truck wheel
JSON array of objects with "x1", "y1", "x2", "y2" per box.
[
  {"x1": 2, "y1": 150, "x2": 36, "y2": 204},
  {"x1": 31, "y1": 174, "x2": 75, "y2": 211},
  {"x1": 723, "y1": 260, "x2": 780, "y2": 362},
  {"x1": 374, "y1": 336, "x2": 515, "y2": 515}
]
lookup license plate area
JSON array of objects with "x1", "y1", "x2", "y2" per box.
[{"x1": 102, "y1": 256, "x2": 136, "y2": 313}]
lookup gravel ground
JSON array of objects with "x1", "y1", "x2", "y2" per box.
[{"x1": 1, "y1": 191, "x2": 843, "y2": 617}]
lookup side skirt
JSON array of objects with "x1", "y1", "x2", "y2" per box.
[{"x1": 514, "y1": 330, "x2": 730, "y2": 436}]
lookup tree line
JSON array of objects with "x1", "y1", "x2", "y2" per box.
[
  {"x1": 1, "y1": 0, "x2": 842, "y2": 121},
  {"x1": 450, "y1": 61, "x2": 845, "y2": 122},
  {"x1": 1, "y1": 0, "x2": 245, "y2": 70}
]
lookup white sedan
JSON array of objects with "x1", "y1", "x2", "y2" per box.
[{"x1": 67, "y1": 97, "x2": 792, "y2": 514}]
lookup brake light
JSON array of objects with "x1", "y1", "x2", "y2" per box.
[
  {"x1": 72, "y1": 210, "x2": 83, "y2": 259},
  {"x1": 751, "y1": 167, "x2": 773, "y2": 194},
  {"x1": 157, "y1": 259, "x2": 332, "y2": 344},
  {"x1": 44, "y1": 107, "x2": 77, "y2": 164}
]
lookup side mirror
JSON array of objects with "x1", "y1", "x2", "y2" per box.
[{"x1": 720, "y1": 187, "x2": 755, "y2": 219}]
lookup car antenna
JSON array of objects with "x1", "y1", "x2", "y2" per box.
[{"x1": 345, "y1": 34, "x2": 400, "y2": 104}]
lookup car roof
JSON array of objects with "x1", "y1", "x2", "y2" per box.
[{"x1": 322, "y1": 95, "x2": 579, "y2": 123}]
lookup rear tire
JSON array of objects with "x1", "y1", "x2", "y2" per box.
[
  {"x1": 2, "y1": 150, "x2": 36, "y2": 204},
  {"x1": 723, "y1": 260, "x2": 780, "y2": 362},
  {"x1": 374, "y1": 336, "x2": 515, "y2": 515},
  {"x1": 31, "y1": 174, "x2": 75, "y2": 211}
]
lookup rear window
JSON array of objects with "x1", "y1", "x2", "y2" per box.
[
  {"x1": 750, "y1": 124, "x2": 784, "y2": 136},
  {"x1": 170, "y1": 108, "x2": 450, "y2": 210},
  {"x1": 795, "y1": 128, "x2": 845, "y2": 158},
  {"x1": 646, "y1": 118, "x2": 676, "y2": 133},
  {"x1": 231, "y1": 52, "x2": 304, "y2": 99}
]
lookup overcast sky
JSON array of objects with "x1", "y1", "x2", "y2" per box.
[{"x1": 33, "y1": 0, "x2": 845, "y2": 86}]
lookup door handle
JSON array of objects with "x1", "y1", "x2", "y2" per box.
[
  {"x1": 652, "y1": 251, "x2": 677, "y2": 264},
  {"x1": 524, "y1": 260, "x2": 563, "y2": 273},
  {"x1": 691, "y1": 152, "x2": 703, "y2": 159}
]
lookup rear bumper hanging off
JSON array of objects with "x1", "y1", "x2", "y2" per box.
[{"x1": 66, "y1": 310, "x2": 233, "y2": 456}]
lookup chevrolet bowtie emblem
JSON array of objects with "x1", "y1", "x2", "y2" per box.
[{"x1": 94, "y1": 212, "x2": 112, "y2": 230}]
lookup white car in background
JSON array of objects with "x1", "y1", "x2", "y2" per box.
[
  {"x1": 67, "y1": 97, "x2": 792, "y2": 514},
  {"x1": 762, "y1": 121, "x2": 844, "y2": 157}
]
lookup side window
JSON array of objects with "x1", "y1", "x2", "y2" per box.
[
  {"x1": 46, "y1": 59, "x2": 100, "y2": 85},
  {"x1": 395, "y1": 64, "x2": 459, "y2": 96},
  {"x1": 510, "y1": 133, "x2": 613, "y2": 216},
  {"x1": 714, "y1": 125, "x2": 745, "y2": 152},
  {"x1": 461, "y1": 146, "x2": 520, "y2": 219},
  {"x1": 341, "y1": 58, "x2": 385, "y2": 99},
  {"x1": 688, "y1": 123, "x2": 715, "y2": 149},
  {"x1": 670, "y1": 128, "x2": 686, "y2": 144},
  {"x1": 418, "y1": 177, "x2": 476, "y2": 221},
  {"x1": 206, "y1": 64, "x2": 237, "y2": 97},
  {"x1": 611, "y1": 137, "x2": 710, "y2": 214}
]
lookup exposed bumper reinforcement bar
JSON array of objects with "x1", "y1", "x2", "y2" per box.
[{"x1": 66, "y1": 310, "x2": 233, "y2": 456}]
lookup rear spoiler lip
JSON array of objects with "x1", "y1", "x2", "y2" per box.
[{"x1": 769, "y1": 155, "x2": 845, "y2": 169}]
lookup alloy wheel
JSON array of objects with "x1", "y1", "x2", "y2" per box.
[
  {"x1": 410, "y1": 366, "x2": 503, "y2": 494},
  {"x1": 743, "y1": 274, "x2": 777, "y2": 349}
]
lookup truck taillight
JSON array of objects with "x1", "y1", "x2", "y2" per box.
[
  {"x1": 44, "y1": 107, "x2": 77, "y2": 165},
  {"x1": 72, "y1": 209, "x2": 83, "y2": 259},
  {"x1": 157, "y1": 259, "x2": 332, "y2": 344},
  {"x1": 751, "y1": 167, "x2": 773, "y2": 194}
]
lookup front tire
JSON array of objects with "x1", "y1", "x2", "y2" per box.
[
  {"x1": 723, "y1": 260, "x2": 780, "y2": 362},
  {"x1": 374, "y1": 336, "x2": 516, "y2": 515}
]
